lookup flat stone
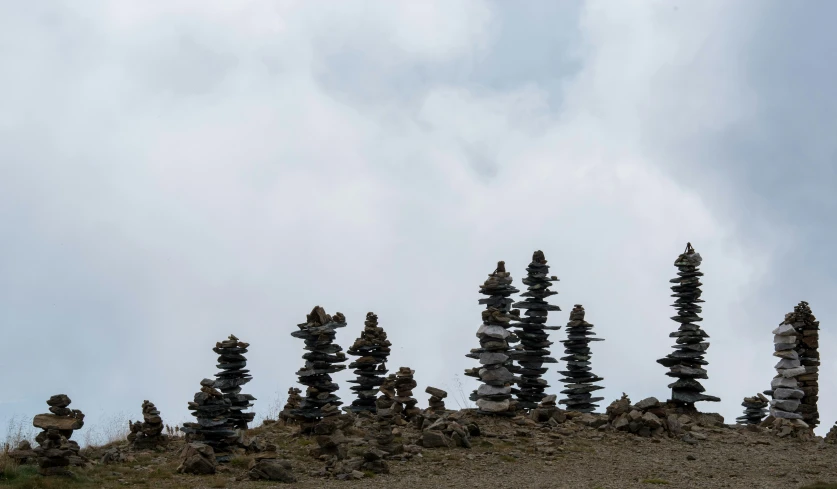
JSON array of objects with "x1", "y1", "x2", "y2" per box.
[
  {"x1": 476, "y1": 398, "x2": 510, "y2": 412},
  {"x1": 33, "y1": 414, "x2": 83, "y2": 431}
]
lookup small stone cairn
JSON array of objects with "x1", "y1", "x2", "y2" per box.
[
  {"x1": 290, "y1": 306, "x2": 348, "y2": 431},
  {"x1": 425, "y1": 387, "x2": 448, "y2": 413},
  {"x1": 825, "y1": 422, "x2": 837, "y2": 444},
  {"x1": 393, "y1": 367, "x2": 420, "y2": 421},
  {"x1": 372, "y1": 375, "x2": 402, "y2": 455},
  {"x1": 736, "y1": 394, "x2": 768, "y2": 425},
  {"x1": 465, "y1": 261, "x2": 521, "y2": 416},
  {"x1": 182, "y1": 379, "x2": 237, "y2": 456},
  {"x1": 32, "y1": 395, "x2": 85, "y2": 476},
  {"x1": 529, "y1": 394, "x2": 567, "y2": 424},
  {"x1": 511, "y1": 250, "x2": 562, "y2": 410},
  {"x1": 558, "y1": 305, "x2": 604, "y2": 412},
  {"x1": 656, "y1": 243, "x2": 720, "y2": 405},
  {"x1": 279, "y1": 387, "x2": 303, "y2": 424},
  {"x1": 127, "y1": 400, "x2": 167, "y2": 448},
  {"x1": 345, "y1": 312, "x2": 392, "y2": 414},
  {"x1": 213, "y1": 334, "x2": 256, "y2": 429}
]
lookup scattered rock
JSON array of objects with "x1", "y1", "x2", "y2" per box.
[
  {"x1": 176, "y1": 442, "x2": 217, "y2": 475},
  {"x1": 248, "y1": 458, "x2": 296, "y2": 483}
]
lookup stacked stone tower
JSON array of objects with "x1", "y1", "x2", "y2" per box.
[
  {"x1": 290, "y1": 306, "x2": 348, "y2": 428},
  {"x1": 213, "y1": 335, "x2": 256, "y2": 429},
  {"x1": 790, "y1": 301, "x2": 820, "y2": 428},
  {"x1": 32, "y1": 395, "x2": 85, "y2": 476},
  {"x1": 345, "y1": 312, "x2": 392, "y2": 413},
  {"x1": 465, "y1": 261, "x2": 521, "y2": 415},
  {"x1": 511, "y1": 250, "x2": 562, "y2": 410},
  {"x1": 182, "y1": 379, "x2": 237, "y2": 454},
  {"x1": 127, "y1": 400, "x2": 166, "y2": 448},
  {"x1": 558, "y1": 305, "x2": 605, "y2": 412},
  {"x1": 656, "y1": 243, "x2": 720, "y2": 405}
]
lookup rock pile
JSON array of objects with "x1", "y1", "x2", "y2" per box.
[
  {"x1": 280, "y1": 387, "x2": 303, "y2": 424},
  {"x1": 213, "y1": 334, "x2": 256, "y2": 429},
  {"x1": 606, "y1": 393, "x2": 725, "y2": 441},
  {"x1": 420, "y1": 412, "x2": 475, "y2": 449},
  {"x1": 182, "y1": 379, "x2": 237, "y2": 456},
  {"x1": 290, "y1": 306, "x2": 348, "y2": 429},
  {"x1": 558, "y1": 305, "x2": 604, "y2": 413},
  {"x1": 657, "y1": 243, "x2": 720, "y2": 405},
  {"x1": 825, "y1": 422, "x2": 837, "y2": 444},
  {"x1": 465, "y1": 261, "x2": 521, "y2": 416},
  {"x1": 345, "y1": 312, "x2": 392, "y2": 413},
  {"x1": 177, "y1": 442, "x2": 217, "y2": 475},
  {"x1": 510, "y1": 250, "x2": 562, "y2": 410},
  {"x1": 127, "y1": 400, "x2": 166, "y2": 448},
  {"x1": 31, "y1": 395, "x2": 86, "y2": 476},
  {"x1": 394, "y1": 367, "x2": 420, "y2": 421},
  {"x1": 791, "y1": 301, "x2": 820, "y2": 428},
  {"x1": 248, "y1": 457, "x2": 297, "y2": 483},
  {"x1": 529, "y1": 394, "x2": 567, "y2": 424},
  {"x1": 735, "y1": 394, "x2": 768, "y2": 425},
  {"x1": 425, "y1": 387, "x2": 448, "y2": 413}
]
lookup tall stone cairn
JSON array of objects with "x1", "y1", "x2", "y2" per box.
[
  {"x1": 791, "y1": 301, "x2": 820, "y2": 427},
  {"x1": 182, "y1": 379, "x2": 237, "y2": 454},
  {"x1": 736, "y1": 394, "x2": 768, "y2": 425},
  {"x1": 127, "y1": 400, "x2": 167, "y2": 448},
  {"x1": 213, "y1": 335, "x2": 256, "y2": 429},
  {"x1": 511, "y1": 250, "x2": 562, "y2": 410},
  {"x1": 32, "y1": 395, "x2": 85, "y2": 476},
  {"x1": 765, "y1": 312, "x2": 807, "y2": 421},
  {"x1": 656, "y1": 243, "x2": 720, "y2": 405},
  {"x1": 290, "y1": 306, "x2": 348, "y2": 427},
  {"x1": 345, "y1": 312, "x2": 392, "y2": 413},
  {"x1": 558, "y1": 305, "x2": 605, "y2": 412},
  {"x1": 464, "y1": 260, "x2": 521, "y2": 416}
]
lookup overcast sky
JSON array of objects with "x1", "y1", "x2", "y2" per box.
[{"x1": 2, "y1": 0, "x2": 836, "y2": 442}]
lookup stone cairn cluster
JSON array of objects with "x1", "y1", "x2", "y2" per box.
[
  {"x1": 465, "y1": 261, "x2": 521, "y2": 415},
  {"x1": 764, "y1": 311, "x2": 808, "y2": 423},
  {"x1": 511, "y1": 250, "x2": 562, "y2": 410},
  {"x1": 290, "y1": 306, "x2": 348, "y2": 431},
  {"x1": 213, "y1": 335, "x2": 256, "y2": 429},
  {"x1": 279, "y1": 387, "x2": 303, "y2": 424},
  {"x1": 127, "y1": 400, "x2": 166, "y2": 448},
  {"x1": 426, "y1": 387, "x2": 448, "y2": 413},
  {"x1": 790, "y1": 301, "x2": 820, "y2": 427},
  {"x1": 736, "y1": 394, "x2": 769, "y2": 425},
  {"x1": 345, "y1": 312, "x2": 392, "y2": 414},
  {"x1": 657, "y1": 243, "x2": 720, "y2": 406},
  {"x1": 31, "y1": 395, "x2": 86, "y2": 476},
  {"x1": 182, "y1": 378, "x2": 237, "y2": 456},
  {"x1": 558, "y1": 305, "x2": 604, "y2": 412}
]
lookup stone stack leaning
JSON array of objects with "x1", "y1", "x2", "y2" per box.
[
  {"x1": 213, "y1": 334, "x2": 256, "y2": 429},
  {"x1": 464, "y1": 261, "x2": 521, "y2": 416},
  {"x1": 510, "y1": 250, "x2": 562, "y2": 410},
  {"x1": 32, "y1": 395, "x2": 85, "y2": 476},
  {"x1": 558, "y1": 305, "x2": 604, "y2": 412},
  {"x1": 656, "y1": 243, "x2": 720, "y2": 406},
  {"x1": 425, "y1": 387, "x2": 448, "y2": 413},
  {"x1": 735, "y1": 394, "x2": 768, "y2": 425},
  {"x1": 345, "y1": 312, "x2": 392, "y2": 414}
]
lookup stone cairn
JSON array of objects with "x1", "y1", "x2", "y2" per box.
[
  {"x1": 127, "y1": 400, "x2": 167, "y2": 448},
  {"x1": 372, "y1": 375, "x2": 401, "y2": 454},
  {"x1": 764, "y1": 311, "x2": 807, "y2": 423},
  {"x1": 465, "y1": 260, "x2": 521, "y2": 416},
  {"x1": 558, "y1": 305, "x2": 605, "y2": 412},
  {"x1": 791, "y1": 301, "x2": 820, "y2": 427},
  {"x1": 736, "y1": 394, "x2": 769, "y2": 425},
  {"x1": 290, "y1": 306, "x2": 348, "y2": 432},
  {"x1": 510, "y1": 250, "x2": 562, "y2": 410},
  {"x1": 182, "y1": 378, "x2": 237, "y2": 456},
  {"x1": 213, "y1": 334, "x2": 256, "y2": 429},
  {"x1": 656, "y1": 243, "x2": 720, "y2": 405},
  {"x1": 345, "y1": 312, "x2": 392, "y2": 414},
  {"x1": 32, "y1": 395, "x2": 85, "y2": 476},
  {"x1": 425, "y1": 387, "x2": 448, "y2": 413},
  {"x1": 394, "y1": 367, "x2": 420, "y2": 421},
  {"x1": 279, "y1": 387, "x2": 303, "y2": 424}
]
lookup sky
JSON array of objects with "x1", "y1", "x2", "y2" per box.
[{"x1": 1, "y1": 0, "x2": 836, "y2": 443}]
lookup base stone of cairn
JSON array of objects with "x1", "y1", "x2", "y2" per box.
[
  {"x1": 214, "y1": 335, "x2": 256, "y2": 430},
  {"x1": 345, "y1": 312, "x2": 391, "y2": 414},
  {"x1": 32, "y1": 395, "x2": 86, "y2": 476},
  {"x1": 290, "y1": 306, "x2": 348, "y2": 433},
  {"x1": 279, "y1": 387, "x2": 303, "y2": 424},
  {"x1": 127, "y1": 400, "x2": 167, "y2": 449},
  {"x1": 465, "y1": 261, "x2": 521, "y2": 416},
  {"x1": 182, "y1": 379, "x2": 237, "y2": 459},
  {"x1": 558, "y1": 305, "x2": 605, "y2": 413},
  {"x1": 425, "y1": 387, "x2": 448, "y2": 413},
  {"x1": 735, "y1": 394, "x2": 768, "y2": 425},
  {"x1": 393, "y1": 367, "x2": 420, "y2": 422},
  {"x1": 511, "y1": 250, "x2": 562, "y2": 410},
  {"x1": 656, "y1": 243, "x2": 720, "y2": 406}
]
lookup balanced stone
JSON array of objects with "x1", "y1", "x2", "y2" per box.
[
  {"x1": 735, "y1": 393, "x2": 768, "y2": 425},
  {"x1": 465, "y1": 261, "x2": 521, "y2": 416},
  {"x1": 558, "y1": 305, "x2": 604, "y2": 413},
  {"x1": 181, "y1": 379, "x2": 238, "y2": 456},
  {"x1": 656, "y1": 243, "x2": 720, "y2": 405},
  {"x1": 426, "y1": 386, "x2": 448, "y2": 413},
  {"x1": 764, "y1": 310, "x2": 807, "y2": 421},
  {"x1": 345, "y1": 312, "x2": 392, "y2": 413},
  {"x1": 213, "y1": 335, "x2": 256, "y2": 430},
  {"x1": 290, "y1": 306, "x2": 348, "y2": 426},
  {"x1": 128, "y1": 400, "x2": 167, "y2": 448},
  {"x1": 510, "y1": 250, "x2": 562, "y2": 410},
  {"x1": 32, "y1": 395, "x2": 85, "y2": 476},
  {"x1": 394, "y1": 367, "x2": 420, "y2": 421}
]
